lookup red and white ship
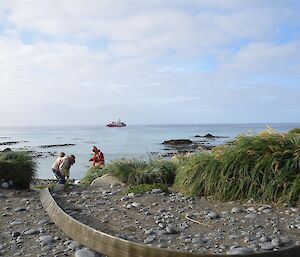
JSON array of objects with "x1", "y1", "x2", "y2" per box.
[{"x1": 106, "y1": 119, "x2": 126, "y2": 127}]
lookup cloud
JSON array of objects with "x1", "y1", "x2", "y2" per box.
[{"x1": 0, "y1": 1, "x2": 299, "y2": 125}]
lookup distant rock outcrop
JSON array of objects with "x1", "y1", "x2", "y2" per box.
[
  {"x1": 39, "y1": 144, "x2": 75, "y2": 148},
  {"x1": 162, "y1": 139, "x2": 193, "y2": 145},
  {"x1": 0, "y1": 141, "x2": 23, "y2": 145},
  {"x1": 195, "y1": 134, "x2": 229, "y2": 139}
]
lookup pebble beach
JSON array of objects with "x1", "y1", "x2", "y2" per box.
[{"x1": 1, "y1": 180, "x2": 299, "y2": 257}]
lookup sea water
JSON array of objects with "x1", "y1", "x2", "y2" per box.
[{"x1": 0, "y1": 123, "x2": 299, "y2": 179}]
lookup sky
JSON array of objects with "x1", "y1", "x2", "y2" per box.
[{"x1": 0, "y1": 0, "x2": 300, "y2": 126}]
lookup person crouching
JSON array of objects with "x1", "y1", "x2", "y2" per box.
[
  {"x1": 52, "y1": 152, "x2": 66, "y2": 184},
  {"x1": 59, "y1": 155, "x2": 76, "y2": 183}
]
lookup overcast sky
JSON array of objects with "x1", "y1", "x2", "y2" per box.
[{"x1": 0, "y1": 0, "x2": 300, "y2": 126}]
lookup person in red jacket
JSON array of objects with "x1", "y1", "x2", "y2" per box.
[{"x1": 89, "y1": 146, "x2": 105, "y2": 167}]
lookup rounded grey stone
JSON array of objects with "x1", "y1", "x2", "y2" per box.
[
  {"x1": 260, "y1": 236, "x2": 270, "y2": 242},
  {"x1": 75, "y1": 248, "x2": 102, "y2": 257},
  {"x1": 206, "y1": 211, "x2": 219, "y2": 219},
  {"x1": 226, "y1": 247, "x2": 253, "y2": 254},
  {"x1": 151, "y1": 189, "x2": 163, "y2": 194},
  {"x1": 247, "y1": 207, "x2": 256, "y2": 212},
  {"x1": 166, "y1": 225, "x2": 177, "y2": 234},
  {"x1": 39, "y1": 235, "x2": 55, "y2": 246},
  {"x1": 271, "y1": 237, "x2": 282, "y2": 247},
  {"x1": 10, "y1": 220, "x2": 23, "y2": 226},
  {"x1": 231, "y1": 207, "x2": 243, "y2": 213},
  {"x1": 258, "y1": 205, "x2": 272, "y2": 212},
  {"x1": 131, "y1": 202, "x2": 141, "y2": 208},
  {"x1": 14, "y1": 207, "x2": 26, "y2": 212},
  {"x1": 12, "y1": 231, "x2": 21, "y2": 237},
  {"x1": 259, "y1": 242, "x2": 275, "y2": 250},
  {"x1": 144, "y1": 235, "x2": 156, "y2": 244},
  {"x1": 25, "y1": 228, "x2": 40, "y2": 235},
  {"x1": 1, "y1": 182, "x2": 9, "y2": 189},
  {"x1": 68, "y1": 241, "x2": 81, "y2": 250}
]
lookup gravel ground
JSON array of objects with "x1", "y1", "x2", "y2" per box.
[
  {"x1": 54, "y1": 184, "x2": 300, "y2": 255},
  {"x1": 0, "y1": 183, "x2": 103, "y2": 257},
  {"x1": 1, "y1": 180, "x2": 299, "y2": 256}
]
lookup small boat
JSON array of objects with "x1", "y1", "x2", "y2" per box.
[{"x1": 106, "y1": 119, "x2": 126, "y2": 127}]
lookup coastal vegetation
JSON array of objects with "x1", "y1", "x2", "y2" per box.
[
  {"x1": 80, "y1": 166, "x2": 106, "y2": 186},
  {"x1": 81, "y1": 128, "x2": 300, "y2": 205},
  {"x1": 99, "y1": 158, "x2": 177, "y2": 185},
  {"x1": 0, "y1": 151, "x2": 37, "y2": 189},
  {"x1": 174, "y1": 128, "x2": 300, "y2": 205}
]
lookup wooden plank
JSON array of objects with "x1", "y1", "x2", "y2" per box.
[{"x1": 40, "y1": 188, "x2": 300, "y2": 257}]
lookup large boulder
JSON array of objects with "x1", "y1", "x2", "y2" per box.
[{"x1": 90, "y1": 174, "x2": 125, "y2": 187}]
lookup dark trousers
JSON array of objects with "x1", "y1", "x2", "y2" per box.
[{"x1": 52, "y1": 169, "x2": 66, "y2": 184}]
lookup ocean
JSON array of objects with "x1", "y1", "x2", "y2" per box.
[{"x1": 0, "y1": 123, "x2": 299, "y2": 179}]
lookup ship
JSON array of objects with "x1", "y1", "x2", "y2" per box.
[{"x1": 106, "y1": 119, "x2": 126, "y2": 127}]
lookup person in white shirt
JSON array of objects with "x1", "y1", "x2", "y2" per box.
[
  {"x1": 51, "y1": 152, "x2": 66, "y2": 184},
  {"x1": 59, "y1": 155, "x2": 76, "y2": 182}
]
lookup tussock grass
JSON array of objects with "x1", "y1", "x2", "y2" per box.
[
  {"x1": 288, "y1": 128, "x2": 300, "y2": 135},
  {"x1": 174, "y1": 129, "x2": 300, "y2": 205},
  {"x1": 0, "y1": 151, "x2": 37, "y2": 189},
  {"x1": 80, "y1": 166, "x2": 106, "y2": 186},
  {"x1": 94, "y1": 158, "x2": 178, "y2": 185}
]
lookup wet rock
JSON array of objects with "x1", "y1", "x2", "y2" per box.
[
  {"x1": 162, "y1": 139, "x2": 193, "y2": 145},
  {"x1": 39, "y1": 144, "x2": 75, "y2": 148},
  {"x1": 0, "y1": 141, "x2": 21, "y2": 146}
]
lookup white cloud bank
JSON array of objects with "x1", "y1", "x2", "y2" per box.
[{"x1": 0, "y1": 0, "x2": 299, "y2": 125}]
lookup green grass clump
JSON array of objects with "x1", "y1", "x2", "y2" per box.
[
  {"x1": 0, "y1": 151, "x2": 37, "y2": 189},
  {"x1": 174, "y1": 129, "x2": 300, "y2": 206},
  {"x1": 98, "y1": 158, "x2": 177, "y2": 185},
  {"x1": 288, "y1": 128, "x2": 300, "y2": 135},
  {"x1": 80, "y1": 166, "x2": 106, "y2": 186},
  {"x1": 127, "y1": 183, "x2": 169, "y2": 194}
]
